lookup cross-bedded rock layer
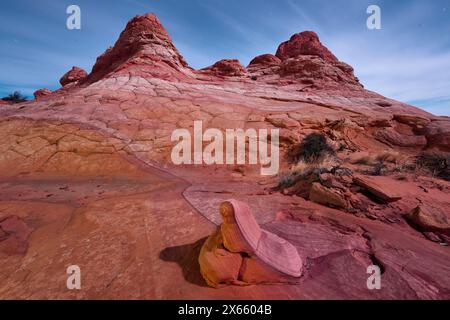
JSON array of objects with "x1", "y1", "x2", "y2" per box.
[{"x1": 0, "y1": 13, "x2": 449, "y2": 299}]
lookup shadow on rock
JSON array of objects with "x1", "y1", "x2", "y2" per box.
[{"x1": 159, "y1": 237, "x2": 209, "y2": 287}]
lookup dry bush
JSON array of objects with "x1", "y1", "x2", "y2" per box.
[
  {"x1": 352, "y1": 150, "x2": 404, "y2": 166},
  {"x1": 278, "y1": 155, "x2": 339, "y2": 189},
  {"x1": 416, "y1": 153, "x2": 449, "y2": 181},
  {"x1": 291, "y1": 133, "x2": 335, "y2": 164}
]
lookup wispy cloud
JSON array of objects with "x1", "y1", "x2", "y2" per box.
[{"x1": 0, "y1": 0, "x2": 448, "y2": 115}]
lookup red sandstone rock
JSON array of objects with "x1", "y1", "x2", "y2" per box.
[
  {"x1": 424, "y1": 119, "x2": 450, "y2": 151},
  {"x1": 198, "y1": 228, "x2": 243, "y2": 288},
  {"x1": 248, "y1": 54, "x2": 281, "y2": 66},
  {"x1": 201, "y1": 59, "x2": 248, "y2": 77},
  {"x1": 199, "y1": 200, "x2": 303, "y2": 287},
  {"x1": 309, "y1": 182, "x2": 348, "y2": 209},
  {"x1": 0, "y1": 216, "x2": 32, "y2": 255},
  {"x1": 59, "y1": 66, "x2": 87, "y2": 86},
  {"x1": 33, "y1": 88, "x2": 52, "y2": 100},
  {"x1": 240, "y1": 256, "x2": 301, "y2": 285},
  {"x1": 353, "y1": 175, "x2": 402, "y2": 203},
  {"x1": 0, "y1": 12, "x2": 449, "y2": 300},
  {"x1": 279, "y1": 56, "x2": 361, "y2": 88},
  {"x1": 276, "y1": 31, "x2": 338, "y2": 62},
  {"x1": 375, "y1": 127, "x2": 427, "y2": 148},
  {"x1": 407, "y1": 203, "x2": 450, "y2": 235},
  {"x1": 85, "y1": 13, "x2": 191, "y2": 84},
  {"x1": 266, "y1": 114, "x2": 300, "y2": 129}
]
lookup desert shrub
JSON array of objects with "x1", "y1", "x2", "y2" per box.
[
  {"x1": 416, "y1": 153, "x2": 449, "y2": 181},
  {"x1": 293, "y1": 133, "x2": 334, "y2": 164},
  {"x1": 2, "y1": 91, "x2": 28, "y2": 103},
  {"x1": 352, "y1": 150, "x2": 403, "y2": 166},
  {"x1": 352, "y1": 155, "x2": 374, "y2": 166},
  {"x1": 371, "y1": 162, "x2": 386, "y2": 176},
  {"x1": 278, "y1": 171, "x2": 302, "y2": 189},
  {"x1": 278, "y1": 164, "x2": 351, "y2": 189},
  {"x1": 375, "y1": 151, "x2": 403, "y2": 164}
]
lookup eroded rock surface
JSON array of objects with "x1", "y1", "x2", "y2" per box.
[
  {"x1": 0, "y1": 12, "x2": 449, "y2": 299},
  {"x1": 60, "y1": 67, "x2": 88, "y2": 87},
  {"x1": 33, "y1": 88, "x2": 53, "y2": 100}
]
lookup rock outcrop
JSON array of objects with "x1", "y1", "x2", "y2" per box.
[
  {"x1": 276, "y1": 31, "x2": 338, "y2": 62},
  {"x1": 248, "y1": 54, "x2": 281, "y2": 67},
  {"x1": 85, "y1": 13, "x2": 191, "y2": 84},
  {"x1": 199, "y1": 200, "x2": 303, "y2": 287},
  {"x1": 0, "y1": 12, "x2": 449, "y2": 300},
  {"x1": 309, "y1": 182, "x2": 348, "y2": 209},
  {"x1": 407, "y1": 203, "x2": 450, "y2": 235},
  {"x1": 353, "y1": 175, "x2": 402, "y2": 203},
  {"x1": 33, "y1": 88, "x2": 52, "y2": 100},
  {"x1": 59, "y1": 66, "x2": 87, "y2": 86},
  {"x1": 201, "y1": 59, "x2": 248, "y2": 77}
]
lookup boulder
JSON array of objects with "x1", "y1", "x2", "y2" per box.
[
  {"x1": 407, "y1": 204, "x2": 450, "y2": 235},
  {"x1": 33, "y1": 88, "x2": 52, "y2": 100},
  {"x1": 198, "y1": 200, "x2": 303, "y2": 288},
  {"x1": 240, "y1": 256, "x2": 302, "y2": 285},
  {"x1": 59, "y1": 66, "x2": 87, "y2": 86},
  {"x1": 220, "y1": 201, "x2": 258, "y2": 254},
  {"x1": 198, "y1": 228, "x2": 243, "y2": 288},
  {"x1": 309, "y1": 182, "x2": 347, "y2": 209},
  {"x1": 353, "y1": 175, "x2": 402, "y2": 203}
]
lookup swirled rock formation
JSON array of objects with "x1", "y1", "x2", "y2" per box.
[{"x1": 0, "y1": 13, "x2": 449, "y2": 299}]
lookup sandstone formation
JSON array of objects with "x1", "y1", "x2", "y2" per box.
[
  {"x1": 407, "y1": 203, "x2": 450, "y2": 235},
  {"x1": 85, "y1": 13, "x2": 191, "y2": 84},
  {"x1": 353, "y1": 175, "x2": 402, "y2": 203},
  {"x1": 201, "y1": 59, "x2": 248, "y2": 77},
  {"x1": 309, "y1": 182, "x2": 347, "y2": 209},
  {"x1": 59, "y1": 66, "x2": 88, "y2": 86},
  {"x1": 199, "y1": 200, "x2": 302, "y2": 287},
  {"x1": 33, "y1": 88, "x2": 52, "y2": 100},
  {"x1": 0, "y1": 13, "x2": 449, "y2": 299},
  {"x1": 276, "y1": 31, "x2": 338, "y2": 62}
]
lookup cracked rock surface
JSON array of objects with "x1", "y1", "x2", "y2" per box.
[{"x1": 0, "y1": 13, "x2": 449, "y2": 299}]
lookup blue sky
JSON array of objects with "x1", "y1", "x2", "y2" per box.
[{"x1": 0, "y1": 0, "x2": 449, "y2": 115}]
